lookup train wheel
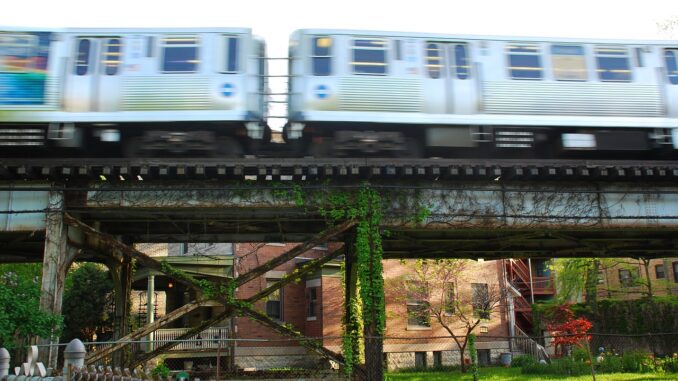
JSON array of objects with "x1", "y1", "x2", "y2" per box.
[{"x1": 214, "y1": 136, "x2": 243, "y2": 158}]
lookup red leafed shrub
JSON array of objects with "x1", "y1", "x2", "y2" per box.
[{"x1": 547, "y1": 304, "x2": 593, "y2": 357}]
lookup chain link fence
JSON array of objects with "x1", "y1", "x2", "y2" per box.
[{"x1": 8, "y1": 333, "x2": 676, "y2": 379}]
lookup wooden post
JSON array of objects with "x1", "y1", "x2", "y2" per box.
[{"x1": 39, "y1": 190, "x2": 76, "y2": 368}]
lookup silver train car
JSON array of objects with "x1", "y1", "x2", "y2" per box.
[
  {"x1": 286, "y1": 29, "x2": 678, "y2": 158},
  {"x1": 0, "y1": 27, "x2": 267, "y2": 156}
]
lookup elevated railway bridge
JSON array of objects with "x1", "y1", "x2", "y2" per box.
[{"x1": 2, "y1": 157, "x2": 678, "y2": 379}]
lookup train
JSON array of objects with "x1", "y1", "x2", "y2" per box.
[
  {"x1": 0, "y1": 27, "x2": 268, "y2": 157},
  {"x1": 2, "y1": 26, "x2": 678, "y2": 159}
]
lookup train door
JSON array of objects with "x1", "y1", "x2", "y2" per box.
[
  {"x1": 65, "y1": 36, "x2": 122, "y2": 112},
  {"x1": 664, "y1": 48, "x2": 678, "y2": 117},
  {"x1": 445, "y1": 43, "x2": 474, "y2": 115}
]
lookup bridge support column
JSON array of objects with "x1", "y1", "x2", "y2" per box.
[
  {"x1": 146, "y1": 275, "x2": 155, "y2": 352},
  {"x1": 109, "y1": 255, "x2": 132, "y2": 366},
  {"x1": 39, "y1": 190, "x2": 77, "y2": 368}
]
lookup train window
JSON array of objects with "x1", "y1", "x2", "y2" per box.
[
  {"x1": 223, "y1": 36, "x2": 239, "y2": 73},
  {"x1": 595, "y1": 46, "x2": 631, "y2": 82},
  {"x1": 351, "y1": 38, "x2": 388, "y2": 75},
  {"x1": 161, "y1": 36, "x2": 199, "y2": 73},
  {"x1": 103, "y1": 38, "x2": 122, "y2": 76},
  {"x1": 75, "y1": 38, "x2": 91, "y2": 76},
  {"x1": 507, "y1": 44, "x2": 543, "y2": 80},
  {"x1": 665, "y1": 50, "x2": 678, "y2": 85},
  {"x1": 0, "y1": 34, "x2": 38, "y2": 73},
  {"x1": 551, "y1": 45, "x2": 587, "y2": 81},
  {"x1": 312, "y1": 36, "x2": 331, "y2": 76},
  {"x1": 426, "y1": 42, "x2": 443, "y2": 79},
  {"x1": 454, "y1": 44, "x2": 470, "y2": 79}
]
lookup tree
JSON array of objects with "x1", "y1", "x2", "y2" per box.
[
  {"x1": 62, "y1": 263, "x2": 114, "y2": 342},
  {"x1": 547, "y1": 304, "x2": 596, "y2": 381},
  {"x1": 387, "y1": 259, "x2": 504, "y2": 373},
  {"x1": 0, "y1": 264, "x2": 63, "y2": 349}
]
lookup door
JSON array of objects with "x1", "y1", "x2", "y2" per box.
[
  {"x1": 445, "y1": 42, "x2": 475, "y2": 115},
  {"x1": 664, "y1": 49, "x2": 678, "y2": 117},
  {"x1": 65, "y1": 36, "x2": 122, "y2": 112}
]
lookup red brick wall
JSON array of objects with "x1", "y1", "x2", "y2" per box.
[
  {"x1": 233, "y1": 243, "x2": 329, "y2": 347},
  {"x1": 383, "y1": 259, "x2": 509, "y2": 343}
]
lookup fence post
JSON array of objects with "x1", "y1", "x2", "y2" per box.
[
  {"x1": 63, "y1": 339, "x2": 86, "y2": 380},
  {"x1": 0, "y1": 348, "x2": 9, "y2": 378}
]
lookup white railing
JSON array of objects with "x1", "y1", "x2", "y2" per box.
[
  {"x1": 149, "y1": 327, "x2": 231, "y2": 352},
  {"x1": 513, "y1": 325, "x2": 550, "y2": 363}
]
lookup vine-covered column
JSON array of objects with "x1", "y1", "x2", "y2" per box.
[{"x1": 357, "y1": 187, "x2": 385, "y2": 381}]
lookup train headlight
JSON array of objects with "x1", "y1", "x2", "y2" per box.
[
  {"x1": 314, "y1": 84, "x2": 330, "y2": 100},
  {"x1": 221, "y1": 83, "x2": 235, "y2": 97}
]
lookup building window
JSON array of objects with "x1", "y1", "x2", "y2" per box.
[
  {"x1": 425, "y1": 42, "x2": 443, "y2": 79},
  {"x1": 414, "y1": 352, "x2": 427, "y2": 368},
  {"x1": 477, "y1": 349, "x2": 491, "y2": 366},
  {"x1": 507, "y1": 43, "x2": 543, "y2": 80},
  {"x1": 673, "y1": 262, "x2": 678, "y2": 283},
  {"x1": 472, "y1": 283, "x2": 490, "y2": 319},
  {"x1": 433, "y1": 351, "x2": 442, "y2": 368},
  {"x1": 551, "y1": 44, "x2": 587, "y2": 81},
  {"x1": 352, "y1": 38, "x2": 387, "y2": 75},
  {"x1": 161, "y1": 36, "x2": 199, "y2": 73},
  {"x1": 443, "y1": 282, "x2": 455, "y2": 315},
  {"x1": 618, "y1": 269, "x2": 637, "y2": 288},
  {"x1": 453, "y1": 44, "x2": 470, "y2": 79},
  {"x1": 307, "y1": 287, "x2": 318, "y2": 318},
  {"x1": 655, "y1": 264, "x2": 665, "y2": 279},
  {"x1": 223, "y1": 36, "x2": 239, "y2": 73},
  {"x1": 265, "y1": 279, "x2": 283, "y2": 320},
  {"x1": 406, "y1": 281, "x2": 430, "y2": 327},
  {"x1": 312, "y1": 36, "x2": 331, "y2": 76},
  {"x1": 595, "y1": 46, "x2": 631, "y2": 82},
  {"x1": 665, "y1": 50, "x2": 678, "y2": 85},
  {"x1": 597, "y1": 270, "x2": 605, "y2": 284}
]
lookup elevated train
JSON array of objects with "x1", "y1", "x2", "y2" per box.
[
  {"x1": 2, "y1": 26, "x2": 678, "y2": 158},
  {"x1": 0, "y1": 27, "x2": 268, "y2": 156}
]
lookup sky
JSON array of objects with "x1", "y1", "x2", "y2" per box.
[
  {"x1": 3, "y1": 0, "x2": 677, "y2": 127},
  {"x1": 3, "y1": 0, "x2": 677, "y2": 58}
]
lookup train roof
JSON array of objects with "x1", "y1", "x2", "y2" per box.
[
  {"x1": 64, "y1": 27, "x2": 252, "y2": 34},
  {"x1": 293, "y1": 28, "x2": 678, "y2": 46},
  {"x1": 1, "y1": 27, "x2": 252, "y2": 34}
]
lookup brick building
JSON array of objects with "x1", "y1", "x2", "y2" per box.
[
  {"x1": 133, "y1": 242, "x2": 534, "y2": 370},
  {"x1": 596, "y1": 257, "x2": 678, "y2": 299}
]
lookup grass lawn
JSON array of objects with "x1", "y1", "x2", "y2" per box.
[{"x1": 385, "y1": 367, "x2": 678, "y2": 381}]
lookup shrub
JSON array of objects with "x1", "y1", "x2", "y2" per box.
[
  {"x1": 597, "y1": 354, "x2": 624, "y2": 373},
  {"x1": 659, "y1": 355, "x2": 678, "y2": 373},
  {"x1": 572, "y1": 347, "x2": 589, "y2": 362},
  {"x1": 511, "y1": 354, "x2": 536, "y2": 368},
  {"x1": 522, "y1": 357, "x2": 589, "y2": 376},
  {"x1": 152, "y1": 362, "x2": 170, "y2": 378},
  {"x1": 621, "y1": 350, "x2": 650, "y2": 373}
]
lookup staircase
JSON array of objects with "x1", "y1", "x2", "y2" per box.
[
  {"x1": 504, "y1": 259, "x2": 555, "y2": 332},
  {"x1": 513, "y1": 325, "x2": 550, "y2": 363}
]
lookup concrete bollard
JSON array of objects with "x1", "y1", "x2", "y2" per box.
[
  {"x1": 0, "y1": 348, "x2": 10, "y2": 378},
  {"x1": 63, "y1": 340, "x2": 86, "y2": 380}
]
